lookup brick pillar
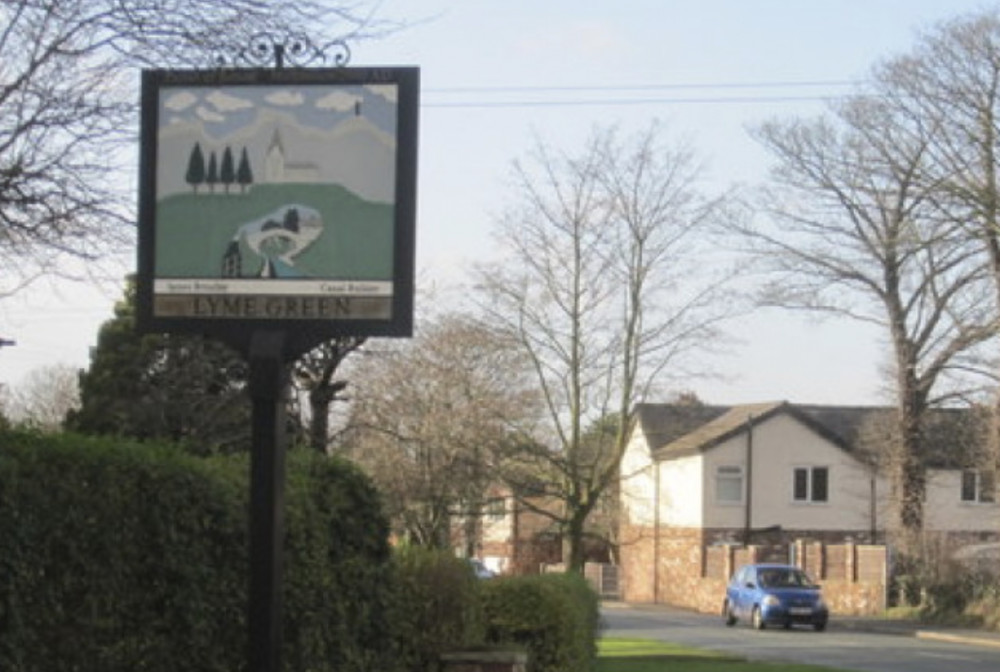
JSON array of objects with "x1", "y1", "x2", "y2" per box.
[{"x1": 794, "y1": 539, "x2": 805, "y2": 570}]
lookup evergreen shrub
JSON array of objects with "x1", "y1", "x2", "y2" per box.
[
  {"x1": 0, "y1": 429, "x2": 393, "y2": 672},
  {"x1": 481, "y1": 572, "x2": 600, "y2": 672},
  {"x1": 389, "y1": 545, "x2": 485, "y2": 672}
]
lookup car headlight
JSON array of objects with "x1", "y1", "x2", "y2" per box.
[
  {"x1": 815, "y1": 598, "x2": 827, "y2": 611},
  {"x1": 762, "y1": 595, "x2": 781, "y2": 607}
]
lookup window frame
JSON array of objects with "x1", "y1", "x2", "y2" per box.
[
  {"x1": 484, "y1": 497, "x2": 507, "y2": 521},
  {"x1": 961, "y1": 470, "x2": 977, "y2": 503},
  {"x1": 714, "y1": 464, "x2": 744, "y2": 505},
  {"x1": 961, "y1": 469, "x2": 996, "y2": 504},
  {"x1": 792, "y1": 465, "x2": 830, "y2": 504}
]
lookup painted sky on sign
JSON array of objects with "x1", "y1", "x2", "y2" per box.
[{"x1": 158, "y1": 84, "x2": 400, "y2": 139}]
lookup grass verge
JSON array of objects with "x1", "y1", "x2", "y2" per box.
[{"x1": 597, "y1": 638, "x2": 850, "y2": 672}]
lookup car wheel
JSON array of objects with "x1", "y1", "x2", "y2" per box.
[
  {"x1": 814, "y1": 621, "x2": 827, "y2": 632},
  {"x1": 723, "y1": 601, "x2": 737, "y2": 627},
  {"x1": 752, "y1": 606, "x2": 766, "y2": 630}
]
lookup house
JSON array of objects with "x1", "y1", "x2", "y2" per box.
[
  {"x1": 452, "y1": 485, "x2": 613, "y2": 577},
  {"x1": 619, "y1": 400, "x2": 1000, "y2": 611},
  {"x1": 451, "y1": 488, "x2": 563, "y2": 576}
]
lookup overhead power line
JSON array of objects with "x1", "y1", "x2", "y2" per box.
[
  {"x1": 425, "y1": 79, "x2": 861, "y2": 94},
  {"x1": 422, "y1": 79, "x2": 864, "y2": 109},
  {"x1": 424, "y1": 95, "x2": 846, "y2": 108}
]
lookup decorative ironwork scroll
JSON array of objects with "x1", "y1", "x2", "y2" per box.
[{"x1": 214, "y1": 32, "x2": 351, "y2": 68}]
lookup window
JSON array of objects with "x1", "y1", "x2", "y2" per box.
[
  {"x1": 793, "y1": 467, "x2": 829, "y2": 503},
  {"x1": 793, "y1": 468, "x2": 808, "y2": 500},
  {"x1": 715, "y1": 465, "x2": 743, "y2": 504},
  {"x1": 485, "y1": 497, "x2": 507, "y2": 521},
  {"x1": 813, "y1": 467, "x2": 829, "y2": 502},
  {"x1": 961, "y1": 470, "x2": 996, "y2": 504},
  {"x1": 961, "y1": 471, "x2": 976, "y2": 502}
]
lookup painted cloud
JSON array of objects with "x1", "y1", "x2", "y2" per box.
[
  {"x1": 316, "y1": 90, "x2": 360, "y2": 112},
  {"x1": 164, "y1": 91, "x2": 198, "y2": 111},
  {"x1": 207, "y1": 90, "x2": 253, "y2": 112},
  {"x1": 266, "y1": 90, "x2": 305, "y2": 106}
]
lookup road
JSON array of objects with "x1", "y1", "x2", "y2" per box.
[{"x1": 601, "y1": 603, "x2": 1000, "y2": 672}]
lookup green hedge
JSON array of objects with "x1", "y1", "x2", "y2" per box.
[
  {"x1": 389, "y1": 546, "x2": 485, "y2": 672},
  {"x1": 388, "y1": 553, "x2": 601, "y2": 672},
  {"x1": 0, "y1": 429, "x2": 394, "y2": 672},
  {"x1": 481, "y1": 573, "x2": 600, "y2": 672}
]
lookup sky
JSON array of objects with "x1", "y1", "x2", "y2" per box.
[{"x1": 0, "y1": 0, "x2": 995, "y2": 406}]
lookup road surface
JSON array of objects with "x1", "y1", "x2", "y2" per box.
[{"x1": 601, "y1": 603, "x2": 1000, "y2": 672}]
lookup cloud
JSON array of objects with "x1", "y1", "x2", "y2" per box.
[
  {"x1": 195, "y1": 106, "x2": 225, "y2": 123},
  {"x1": 164, "y1": 91, "x2": 198, "y2": 111},
  {"x1": 266, "y1": 90, "x2": 305, "y2": 106},
  {"x1": 316, "y1": 90, "x2": 362, "y2": 112},
  {"x1": 206, "y1": 90, "x2": 253, "y2": 112},
  {"x1": 365, "y1": 84, "x2": 397, "y2": 104}
]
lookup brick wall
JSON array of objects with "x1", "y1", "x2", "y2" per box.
[
  {"x1": 621, "y1": 524, "x2": 888, "y2": 615},
  {"x1": 619, "y1": 523, "x2": 657, "y2": 603},
  {"x1": 619, "y1": 524, "x2": 723, "y2": 612},
  {"x1": 790, "y1": 539, "x2": 887, "y2": 614},
  {"x1": 654, "y1": 527, "x2": 709, "y2": 609}
]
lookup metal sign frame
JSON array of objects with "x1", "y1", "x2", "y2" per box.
[{"x1": 137, "y1": 66, "x2": 418, "y2": 358}]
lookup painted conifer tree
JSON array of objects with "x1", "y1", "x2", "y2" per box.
[
  {"x1": 220, "y1": 146, "x2": 235, "y2": 193},
  {"x1": 206, "y1": 152, "x2": 219, "y2": 193},
  {"x1": 185, "y1": 142, "x2": 205, "y2": 193},
  {"x1": 237, "y1": 147, "x2": 253, "y2": 193}
]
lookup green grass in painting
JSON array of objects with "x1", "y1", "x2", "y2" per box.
[
  {"x1": 597, "y1": 638, "x2": 851, "y2": 672},
  {"x1": 155, "y1": 183, "x2": 393, "y2": 279}
]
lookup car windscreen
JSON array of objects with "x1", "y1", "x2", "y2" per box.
[{"x1": 758, "y1": 568, "x2": 813, "y2": 588}]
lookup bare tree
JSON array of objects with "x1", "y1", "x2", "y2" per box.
[
  {"x1": 344, "y1": 313, "x2": 537, "y2": 548},
  {"x1": 736, "y1": 85, "x2": 995, "y2": 543},
  {"x1": 5, "y1": 362, "x2": 80, "y2": 430},
  {"x1": 476, "y1": 123, "x2": 732, "y2": 571},
  {"x1": 871, "y1": 9, "x2": 1000, "y2": 501},
  {"x1": 0, "y1": 0, "x2": 397, "y2": 296},
  {"x1": 292, "y1": 336, "x2": 366, "y2": 454}
]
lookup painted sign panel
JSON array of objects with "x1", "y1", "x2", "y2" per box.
[{"x1": 137, "y1": 67, "x2": 418, "y2": 351}]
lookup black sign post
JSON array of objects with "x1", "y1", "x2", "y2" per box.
[
  {"x1": 247, "y1": 330, "x2": 288, "y2": 672},
  {"x1": 136, "y1": 42, "x2": 418, "y2": 672}
]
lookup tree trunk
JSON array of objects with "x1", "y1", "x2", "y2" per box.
[
  {"x1": 895, "y1": 380, "x2": 926, "y2": 546},
  {"x1": 563, "y1": 510, "x2": 587, "y2": 573},
  {"x1": 308, "y1": 387, "x2": 332, "y2": 454}
]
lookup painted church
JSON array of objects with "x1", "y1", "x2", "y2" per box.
[{"x1": 264, "y1": 128, "x2": 320, "y2": 184}]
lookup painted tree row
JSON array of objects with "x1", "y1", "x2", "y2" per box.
[{"x1": 185, "y1": 142, "x2": 254, "y2": 194}]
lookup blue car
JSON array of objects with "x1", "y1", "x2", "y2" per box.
[{"x1": 723, "y1": 563, "x2": 828, "y2": 631}]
